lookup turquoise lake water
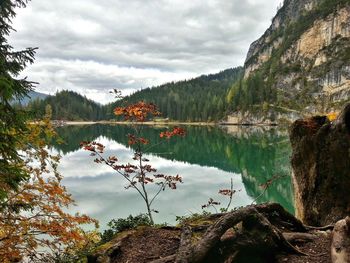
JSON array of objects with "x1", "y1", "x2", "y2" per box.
[{"x1": 53, "y1": 124, "x2": 294, "y2": 229}]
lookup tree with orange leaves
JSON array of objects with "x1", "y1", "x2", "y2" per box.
[
  {"x1": 0, "y1": 1, "x2": 97, "y2": 260},
  {"x1": 82, "y1": 101, "x2": 185, "y2": 224},
  {"x1": 0, "y1": 112, "x2": 97, "y2": 262}
]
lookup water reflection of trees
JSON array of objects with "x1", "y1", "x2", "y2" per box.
[{"x1": 54, "y1": 124, "x2": 294, "y2": 213}]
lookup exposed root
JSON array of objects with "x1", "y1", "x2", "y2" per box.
[
  {"x1": 172, "y1": 203, "x2": 308, "y2": 263},
  {"x1": 93, "y1": 203, "x2": 333, "y2": 263}
]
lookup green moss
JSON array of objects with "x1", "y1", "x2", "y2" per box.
[
  {"x1": 100, "y1": 214, "x2": 152, "y2": 243},
  {"x1": 175, "y1": 211, "x2": 216, "y2": 227},
  {"x1": 96, "y1": 230, "x2": 135, "y2": 253}
]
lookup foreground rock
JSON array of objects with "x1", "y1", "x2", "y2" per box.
[
  {"x1": 89, "y1": 203, "x2": 334, "y2": 263},
  {"x1": 331, "y1": 217, "x2": 350, "y2": 263},
  {"x1": 290, "y1": 104, "x2": 350, "y2": 226}
]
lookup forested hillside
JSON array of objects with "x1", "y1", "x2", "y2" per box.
[
  {"x1": 28, "y1": 90, "x2": 106, "y2": 121},
  {"x1": 28, "y1": 68, "x2": 243, "y2": 121},
  {"x1": 106, "y1": 67, "x2": 243, "y2": 122}
]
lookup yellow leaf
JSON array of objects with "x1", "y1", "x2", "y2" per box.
[{"x1": 327, "y1": 112, "x2": 338, "y2": 122}]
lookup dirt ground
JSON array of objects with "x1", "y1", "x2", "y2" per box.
[
  {"x1": 109, "y1": 227, "x2": 332, "y2": 263},
  {"x1": 111, "y1": 227, "x2": 181, "y2": 263},
  {"x1": 276, "y1": 231, "x2": 332, "y2": 263}
]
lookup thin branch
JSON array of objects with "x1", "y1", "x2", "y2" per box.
[
  {"x1": 251, "y1": 174, "x2": 287, "y2": 205},
  {"x1": 149, "y1": 183, "x2": 165, "y2": 206},
  {"x1": 225, "y1": 178, "x2": 234, "y2": 212},
  {"x1": 93, "y1": 150, "x2": 146, "y2": 201}
]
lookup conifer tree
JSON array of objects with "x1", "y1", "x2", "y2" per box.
[{"x1": 0, "y1": 0, "x2": 37, "y2": 199}]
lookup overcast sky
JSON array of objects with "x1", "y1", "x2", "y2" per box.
[{"x1": 10, "y1": 0, "x2": 281, "y2": 104}]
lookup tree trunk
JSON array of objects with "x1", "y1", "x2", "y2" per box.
[{"x1": 290, "y1": 104, "x2": 350, "y2": 226}]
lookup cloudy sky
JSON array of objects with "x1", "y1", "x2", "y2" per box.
[{"x1": 10, "y1": 0, "x2": 281, "y2": 104}]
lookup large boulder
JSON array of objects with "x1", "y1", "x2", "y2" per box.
[
  {"x1": 331, "y1": 217, "x2": 350, "y2": 263},
  {"x1": 290, "y1": 104, "x2": 350, "y2": 226}
]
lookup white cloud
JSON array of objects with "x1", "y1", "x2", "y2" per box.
[{"x1": 9, "y1": 0, "x2": 282, "y2": 104}]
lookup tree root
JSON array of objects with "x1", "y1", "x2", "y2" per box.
[
  {"x1": 175, "y1": 226, "x2": 193, "y2": 263},
  {"x1": 304, "y1": 224, "x2": 334, "y2": 231},
  {"x1": 151, "y1": 255, "x2": 176, "y2": 263},
  {"x1": 153, "y1": 203, "x2": 321, "y2": 263},
  {"x1": 282, "y1": 232, "x2": 317, "y2": 243}
]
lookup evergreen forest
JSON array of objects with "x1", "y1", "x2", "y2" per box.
[{"x1": 27, "y1": 67, "x2": 243, "y2": 122}]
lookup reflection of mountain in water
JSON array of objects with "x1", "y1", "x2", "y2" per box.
[{"x1": 53, "y1": 124, "x2": 294, "y2": 213}]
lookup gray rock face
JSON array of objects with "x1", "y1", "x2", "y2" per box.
[
  {"x1": 244, "y1": 0, "x2": 350, "y2": 111},
  {"x1": 289, "y1": 104, "x2": 350, "y2": 226},
  {"x1": 225, "y1": 110, "x2": 301, "y2": 125},
  {"x1": 332, "y1": 217, "x2": 350, "y2": 263},
  {"x1": 245, "y1": 0, "x2": 320, "y2": 66}
]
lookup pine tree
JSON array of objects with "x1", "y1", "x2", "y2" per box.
[{"x1": 0, "y1": 0, "x2": 37, "y2": 199}]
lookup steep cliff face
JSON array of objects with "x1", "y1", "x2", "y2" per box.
[
  {"x1": 245, "y1": 0, "x2": 320, "y2": 77},
  {"x1": 228, "y1": 0, "x2": 350, "y2": 124}
]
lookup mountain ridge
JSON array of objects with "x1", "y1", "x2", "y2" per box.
[
  {"x1": 225, "y1": 0, "x2": 350, "y2": 124},
  {"x1": 106, "y1": 67, "x2": 243, "y2": 122},
  {"x1": 28, "y1": 68, "x2": 243, "y2": 121},
  {"x1": 26, "y1": 0, "x2": 350, "y2": 124},
  {"x1": 12, "y1": 90, "x2": 48, "y2": 106}
]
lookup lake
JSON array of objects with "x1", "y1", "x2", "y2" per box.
[{"x1": 52, "y1": 124, "x2": 294, "y2": 229}]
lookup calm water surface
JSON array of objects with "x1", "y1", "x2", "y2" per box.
[{"x1": 53, "y1": 124, "x2": 294, "y2": 229}]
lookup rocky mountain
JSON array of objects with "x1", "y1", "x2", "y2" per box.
[
  {"x1": 12, "y1": 90, "x2": 48, "y2": 106},
  {"x1": 227, "y1": 0, "x2": 350, "y2": 124}
]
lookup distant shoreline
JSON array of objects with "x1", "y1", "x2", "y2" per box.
[
  {"x1": 30, "y1": 120, "x2": 281, "y2": 127},
  {"x1": 63, "y1": 121, "x2": 280, "y2": 127},
  {"x1": 63, "y1": 121, "x2": 217, "y2": 126}
]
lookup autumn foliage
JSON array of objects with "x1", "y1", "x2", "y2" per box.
[
  {"x1": 114, "y1": 101, "x2": 160, "y2": 122},
  {"x1": 202, "y1": 178, "x2": 238, "y2": 213},
  {"x1": 160, "y1": 127, "x2": 186, "y2": 138},
  {"x1": 82, "y1": 101, "x2": 185, "y2": 224},
  {"x1": 0, "y1": 115, "x2": 97, "y2": 262}
]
